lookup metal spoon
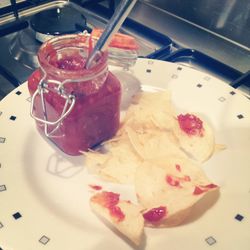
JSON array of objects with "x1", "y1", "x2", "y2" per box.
[{"x1": 85, "y1": 0, "x2": 137, "y2": 69}]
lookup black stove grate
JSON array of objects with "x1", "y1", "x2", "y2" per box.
[
  {"x1": 0, "y1": 1, "x2": 54, "y2": 38},
  {"x1": 0, "y1": 0, "x2": 52, "y2": 17}
]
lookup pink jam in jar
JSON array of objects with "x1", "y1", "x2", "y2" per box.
[{"x1": 28, "y1": 34, "x2": 121, "y2": 155}]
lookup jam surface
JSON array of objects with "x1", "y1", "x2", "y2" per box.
[
  {"x1": 165, "y1": 174, "x2": 191, "y2": 188},
  {"x1": 175, "y1": 164, "x2": 181, "y2": 172},
  {"x1": 166, "y1": 175, "x2": 181, "y2": 187},
  {"x1": 177, "y1": 113, "x2": 204, "y2": 136},
  {"x1": 89, "y1": 184, "x2": 103, "y2": 191},
  {"x1": 143, "y1": 206, "x2": 167, "y2": 223},
  {"x1": 28, "y1": 50, "x2": 121, "y2": 155},
  {"x1": 92, "y1": 191, "x2": 125, "y2": 222},
  {"x1": 54, "y1": 56, "x2": 86, "y2": 70},
  {"x1": 193, "y1": 183, "x2": 218, "y2": 195}
]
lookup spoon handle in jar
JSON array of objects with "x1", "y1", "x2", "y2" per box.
[{"x1": 85, "y1": 0, "x2": 137, "y2": 69}]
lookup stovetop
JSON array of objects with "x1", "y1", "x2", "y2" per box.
[
  {"x1": 0, "y1": 0, "x2": 249, "y2": 100},
  {"x1": 0, "y1": 0, "x2": 165, "y2": 100}
]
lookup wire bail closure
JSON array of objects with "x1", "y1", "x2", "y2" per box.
[{"x1": 30, "y1": 71, "x2": 76, "y2": 137}]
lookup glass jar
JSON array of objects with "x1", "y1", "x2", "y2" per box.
[{"x1": 28, "y1": 34, "x2": 121, "y2": 156}]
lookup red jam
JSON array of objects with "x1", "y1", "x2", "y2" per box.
[
  {"x1": 175, "y1": 164, "x2": 181, "y2": 172},
  {"x1": 193, "y1": 183, "x2": 218, "y2": 195},
  {"x1": 92, "y1": 191, "x2": 119, "y2": 207},
  {"x1": 89, "y1": 184, "x2": 103, "y2": 191},
  {"x1": 165, "y1": 174, "x2": 191, "y2": 188},
  {"x1": 202, "y1": 183, "x2": 218, "y2": 189},
  {"x1": 109, "y1": 205, "x2": 125, "y2": 222},
  {"x1": 143, "y1": 206, "x2": 167, "y2": 223},
  {"x1": 92, "y1": 191, "x2": 125, "y2": 222},
  {"x1": 28, "y1": 34, "x2": 121, "y2": 155},
  {"x1": 166, "y1": 175, "x2": 181, "y2": 187},
  {"x1": 54, "y1": 56, "x2": 87, "y2": 70},
  {"x1": 177, "y1": 113, "x2": 204, "y2": 136}
]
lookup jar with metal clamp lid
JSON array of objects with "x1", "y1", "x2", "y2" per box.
[{"x1": 28, "y1": 33, "x2": 121, "y2": 155}]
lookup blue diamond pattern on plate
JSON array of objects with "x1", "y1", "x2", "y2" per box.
[
  {"x1": 13, "y1": 212, "x2": 22, "y2": 220},
  {"x1": 9, "y1": 116, "x2": 16, "y2": 121},
  {"x1": 235, "y1": 214, "x2": 244, "y2": 221}
]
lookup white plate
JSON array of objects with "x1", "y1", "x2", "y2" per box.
[{"x1": 0, "y1": 58, "x2": 250, "y2": 250}]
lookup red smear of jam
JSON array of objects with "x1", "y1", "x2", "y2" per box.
[
  {"x1": 193, "y1": 186, "x2": 204, "y2": 195},
  {"x1": 92, "y1": 191, "x2": 119, "y2": 207},
  {"x1": 202, "y1": 183, "x2": 218, "y2": 189},
  {"x1": 175, "y1": 164, "x2": 181, "y2": 172},
  {"x1": 193, "y1": 183, "x2": 218, "y2": 195},
  {"x1": 92, "y1": 191, "x2": 125, "y2": 222},
  {"x1": 166, "y1": 175, "x2": 181, "y2": 187},
  {"x1": 109, "y1": 205, "x2": 125, "y2": 222},
  {"x1": 177, "y1": 113, "x2": 204, "y2": 136},
  {"x1": 143, "y1": 206, "x2": 167, "y2": 223},
  {"x1": 89, "y1": 184, "x2": 102, "y2": 191},
  {"x1": 166, "y1": 174, "x2": 191, "y2": 188}
]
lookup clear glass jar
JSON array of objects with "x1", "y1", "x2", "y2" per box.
[{"x1": 28, "y1": 34, "x2": 121, "y2": 155}]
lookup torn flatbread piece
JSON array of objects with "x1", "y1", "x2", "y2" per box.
[
  {"x1": 90, "y1": 191, "x2": 144, "y2": 245},
  {"x1": 135, "y1": 157, "x2": 219, "y2": 227}
]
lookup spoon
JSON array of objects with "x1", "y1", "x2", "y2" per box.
[{"x1": 85, "y1": 0, "x2": 137, "y2": 69}]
